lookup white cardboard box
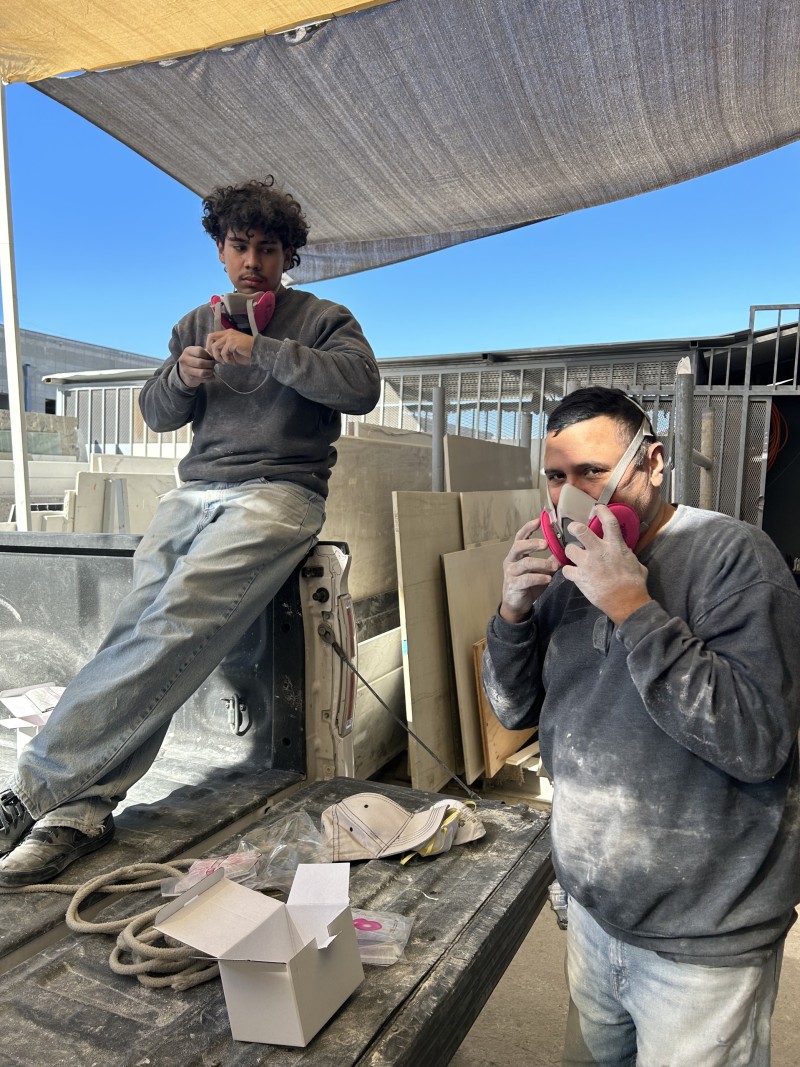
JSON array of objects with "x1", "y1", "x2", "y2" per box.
[
  {"x1": 0, "y1": 685, "x2": 63, "y2": 754},
  {"x1": 155, "y1": 862, "x2": 364, "y2": 1047}
]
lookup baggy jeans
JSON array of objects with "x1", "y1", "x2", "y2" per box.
[{"x1": 8, "y1": 478, "x2": 326, "y2": 835}]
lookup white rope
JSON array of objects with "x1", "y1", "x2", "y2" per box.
[{"x1": 0, "y1": 860, "x2": 219, "y2": 991}]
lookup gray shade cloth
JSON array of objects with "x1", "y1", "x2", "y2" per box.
[{"x1": 35, "y1": 0, "x2": 800, "y2": 282}]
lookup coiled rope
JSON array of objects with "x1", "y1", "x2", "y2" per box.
[{"x1": 0, "y1": 861, "x2": 219, "y2": 991}]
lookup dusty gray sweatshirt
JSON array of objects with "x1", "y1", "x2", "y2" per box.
[
  {"x1": 139, "y1": 287, "x2": 380, "y2": 496},
  {"x1": 484, "y1": 506, "x2": 800, "y2": 963}
]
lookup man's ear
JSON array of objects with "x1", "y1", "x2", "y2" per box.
[
  {"x1": 283, "y1": 248, "x2": 294, "y2": 271},
  {"x1": 648, "y1": 441, "x2": 666, "y2": 488},
  {"x1": 217, "y1": 240, "x2": 226, "y2": 264}
]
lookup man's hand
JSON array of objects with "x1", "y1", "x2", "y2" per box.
[
  {"x1": 205, "y1": 329, "x2": 255, "y2": 365},
  {"x1": 562, "y1": 503, "x2": 651, "y2": 624},
  {"x1": 499, "y1": 519, "x2": 560, "y2": 624},
  {"x1": 177, "y1": 346, "x2": 215, "y2": 388}
]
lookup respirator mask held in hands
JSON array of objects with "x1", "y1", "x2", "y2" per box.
[
  {"x1": 210, "y1": 290, "x2": 276, "y2": 335},
  {"x1": 540, "y1": 415, "x2": 652, "y2": 566}
]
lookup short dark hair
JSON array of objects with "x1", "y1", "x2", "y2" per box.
[
  {"x1": 548, "y1": 386, "x2": 656, "y2": 465},
  {"x1": 201, "y1": 177, "x2": 309, "y2": 269}
]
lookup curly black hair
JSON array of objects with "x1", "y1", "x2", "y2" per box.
[{"x1": 201, "y1": 177, "x2": 309, "y2": 269}]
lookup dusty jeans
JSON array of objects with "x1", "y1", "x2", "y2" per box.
[
  {"x1": 562, "y1": 896, "x2": 784, "y2": 1067},
  {"x1": 9, "y1": 479, "x2": 325, "y2": 834}
]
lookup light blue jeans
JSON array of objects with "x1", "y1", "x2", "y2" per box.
[
  {"x1": 563, "y1": 896, "x2": 784, "y2": 1067},
  {"x1": 8, "y1": 479, "x2": 325, "y2": 835}
]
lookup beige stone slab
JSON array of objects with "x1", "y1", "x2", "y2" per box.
[
  {"x1": 324, "y1": 437, "x2": 432, "y2": 602},
  {"x1": 73, "y1": 471, "x2": 175, "y2": 533},
  {"x1": 473, "y1": 638, "x2": 537, "y2": 778},
  {"x1": 444, "y1": 435, "x2": 533, "y2": 492},
  {"x1": 0, "y1": 459, "x2": 86, "y2": 500},
  {"x1": 393, "y1": 491, "x2": 463, "y2": 793},
  {"x1": 42, "y1": 513, "x2": 70, "y2": 533},
  {"x1": 108, "y1": 473, "x2": 177, "y2": 534},
  {"x1": 442, "y1": 540, "x2": 513, "y2": 783},
  {"x1": 460, "y1": 488, "x2": 542, "y2": 549},
  {"x1": 353, "y1": 628, "x2": 406, "y2": 780},
  {"x1": 72, "y1": 471, "x2": 107, "y2": 533},
  {"x1": 350, "y1": 422, "x2": 432, "y2": 446},
  {"x1": 91, "y1": 453, "x2": 181, "y2": 477}
]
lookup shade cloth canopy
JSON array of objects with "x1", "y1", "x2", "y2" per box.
[
  {"x1": 0, "y1": 0, "x2": 393, "y2": 83},
  {"x1": 9, "y1": 0, "x2": 800, "y2": 280}
]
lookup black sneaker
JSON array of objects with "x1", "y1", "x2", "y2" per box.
[
  {"x1": 0, "y1": 816, "x2": 114, "y2": 887},
  {"x1": 0, "y1": 789, "x2": 34, "y2": 855}
]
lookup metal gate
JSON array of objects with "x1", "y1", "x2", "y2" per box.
[{"x1": 51, "y1": 304, "x2": 800, "y2": 527}]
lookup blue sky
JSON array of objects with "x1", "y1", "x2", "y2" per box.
[{"x1": 3, "y1": 82, "x2": 800, "y2": 362}]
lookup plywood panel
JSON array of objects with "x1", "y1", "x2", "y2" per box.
[
  {"x1": 472, "y1": 638, "x2": 537, "y2": 778},
  {"x1": 324, "y1": 437, "x2": 432, "y2": 602},
  {"x1": 444, "y1": 435, "x2": 533, "y2": 492},
  {"x1": 353, "y1": 627, "x2": 406, "y2": 780},
  {"x1": 460, "y1": 488, "x2": 542, "y2": 549},
  {"x1": 442, "y1": 539, "x2": 513, "y2": 783},
  {"x1": 393, "y1": 491, "x2": 463, "y2": 793}
]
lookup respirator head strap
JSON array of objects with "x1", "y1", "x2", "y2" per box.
[{"x1": 597, "y1": 416, "x2": 652, "y2": 505}]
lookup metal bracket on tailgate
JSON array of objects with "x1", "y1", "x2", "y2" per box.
[{"x1": 300, "y1": 542, "x2": 356, "y2": 782}]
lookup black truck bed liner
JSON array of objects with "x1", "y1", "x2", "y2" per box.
[{"x1": 0, "y1": 777, "x2": 552, "y2": 1067}]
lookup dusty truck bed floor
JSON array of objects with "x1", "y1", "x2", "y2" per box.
[
  {"x1": 0, "y1": 748, "x2": 301, "y2": 962},
  {"x1": 0, "y1": 777, "x2": 552, "y2": 1067}
]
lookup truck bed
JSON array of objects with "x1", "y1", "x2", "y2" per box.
[{"x1": 0, "y1": 778, "x2": 552, "y2": 1067}]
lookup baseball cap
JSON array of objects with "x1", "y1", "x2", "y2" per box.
[{"x1": 321, "y1": 793, "x2": 484, "y2": 862}]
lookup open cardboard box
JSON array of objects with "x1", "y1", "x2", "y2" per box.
[
  {"x1": 155, "y1": 862, "x2": 364, "y2": 1047},
  {"x1": 0, "y1": 685, "x2": 62, "y2": 754}
]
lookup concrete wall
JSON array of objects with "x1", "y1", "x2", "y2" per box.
[{"x1": 0, "y1": 325, "x2": 159, "y2": 413}]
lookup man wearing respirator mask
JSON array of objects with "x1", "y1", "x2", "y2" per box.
[{"x1": 483, "y1": 386, "x2": 800, "y2": 1066}]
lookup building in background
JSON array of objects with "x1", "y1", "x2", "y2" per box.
[{"x1": 0, "y1": 325, "x2": 159, "y2": 414}]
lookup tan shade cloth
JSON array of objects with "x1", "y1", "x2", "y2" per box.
[
  {"x1": 322, "y1": 793, "x2": 485, "y2": 862},
  {"x1": 0, "y1": 0, "x2": 394, "y2": 83}
]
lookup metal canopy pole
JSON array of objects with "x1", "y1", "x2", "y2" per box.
[
  {"x1": 672, "y1": 366, "x2": 694, "y2": 505},
  {"x1": 0, "y1": 82, "x2": 31, "y2": 531},
  {"x1": 431, "y1": 385, "x2": 445, "y2": 491}
]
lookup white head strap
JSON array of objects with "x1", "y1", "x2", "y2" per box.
[{"x1": 597, "y1": 415, "x2": 652, "y2": 504}]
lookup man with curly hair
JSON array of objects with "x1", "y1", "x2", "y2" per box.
[{"x1": 0, "y1": 177, "x2": 380, "y2": 885}]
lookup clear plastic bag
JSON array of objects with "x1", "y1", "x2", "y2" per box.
[
  {"x1": 160, "y1": 841, "x2": 263, "y2": 896},
  {"x1": 351, "y1": 909, "x2": 413, "y2": 966},
  {"x1": 240, "y1": 810, "x2": 331, "y2": 892},
  {"x1": 160, "y1": 811, "x2": 332, "y2": 897}
]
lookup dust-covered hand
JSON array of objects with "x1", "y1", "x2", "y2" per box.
[
  {"x1": 562, "y1": 503, "x2": 651, "y2": 623},
  {"x1": 177, "y1": 346, "x2": 215, "y2": 388},
  {"x1": 499, "y1": 518, "x2": 560, "y2": 624},
  {"x1": 205, "y1": 329, "x2": 255, "y2": 365}
]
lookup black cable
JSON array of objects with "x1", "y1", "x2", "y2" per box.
[{"x1": 326, "y1": 636, "x2": 482, "y2": 803}]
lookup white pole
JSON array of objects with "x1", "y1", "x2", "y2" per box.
[{"x1": 0, "y1": 82, "x2": 31, "y2": 531}]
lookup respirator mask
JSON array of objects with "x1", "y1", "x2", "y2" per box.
[
  {"x1": 540, "y1": 414, "x2": 652, "y2": 566},
  {"x1": 210, "y1": 290, "x2": 276, "y2": 335}
]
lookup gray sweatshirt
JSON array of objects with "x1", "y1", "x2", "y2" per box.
[
  {"x1": 483, "y1": 506, "x2": 800, "y2": 963},
  {"x1": 139, "y1": 287, "x2": 380, "y2": 496}
]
